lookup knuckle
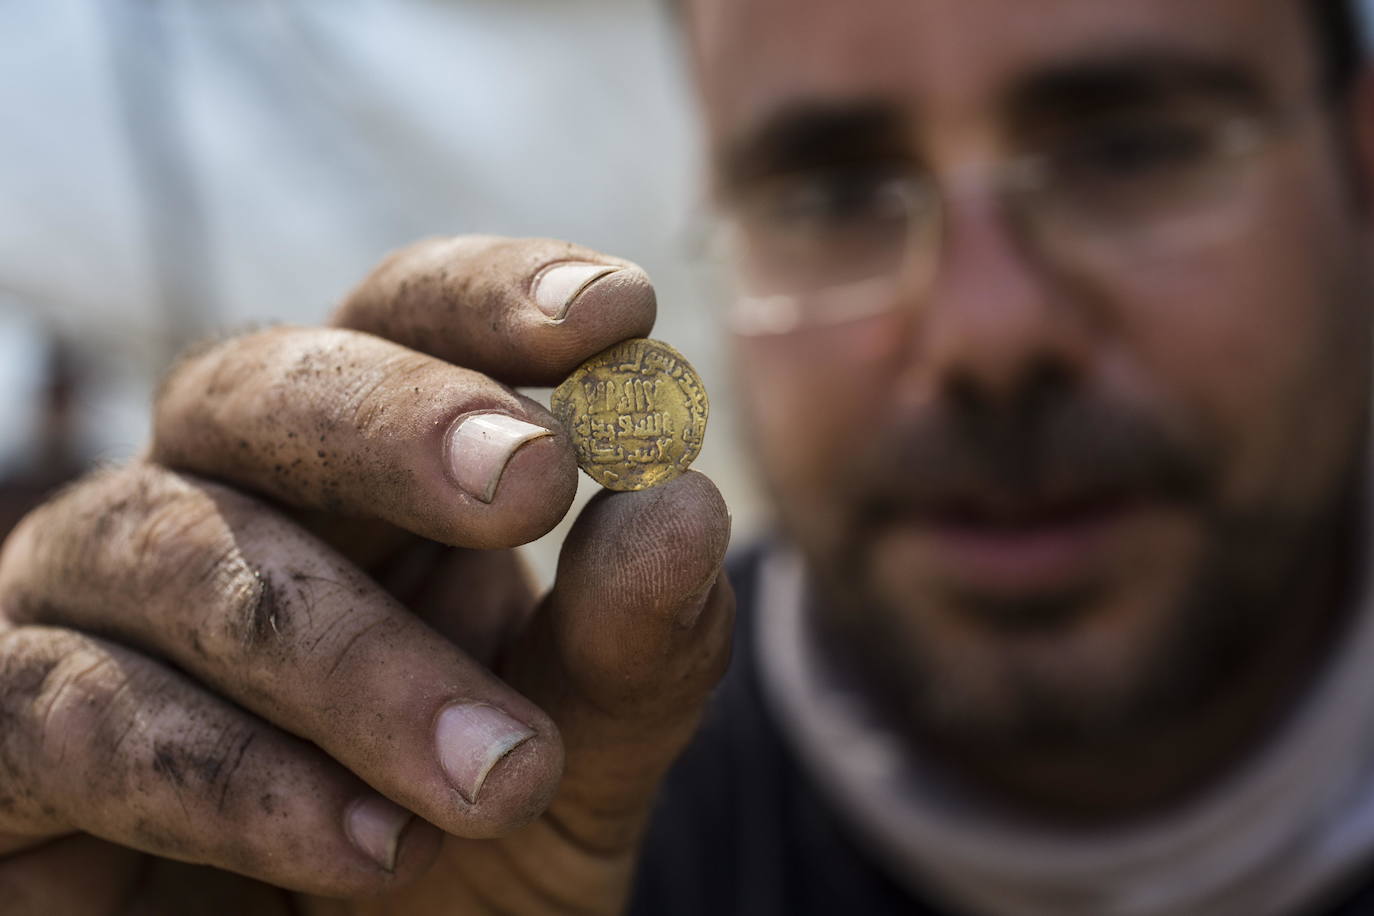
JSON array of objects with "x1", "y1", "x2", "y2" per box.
[
  {"x1": 31, "y1": 646, "x2": 128, "y2": 754},
  {"x1": 131, "y1": 485, "x2": 243, "y2": 598},
  {"x1": 130, "y1": 485, "x2": 224, "y2": 573},
  {"x1": 0, "y1": 459, "x2": 284, "y2": 667},
  {"x1": 85, "y1": 471, "x2": 281, "y2": 661},
  {"x1": 0, "y1": 628, "x2": 269, "y2": 838},
  {"x1": 0, "y1": 464, "x2": 166, "y2": 622},
  {"x1": 218, "y1": 564, "x2": 285, "y2": 657},
  {"x1": 134, "y1": 488, "x2": 284, "y2": 662},
  {"x1": 340, "y1": 350, "x2": 440, "y2": 438},
  {"x1": 0, "y1": 629, "x2": 66, "y2": 776},
  {"x1": 1, "y1": 632, "x2": 144, "y2": 809},
  {"x1": 0, "y1": 629, "x2": 97, "y2": 828},
  {"x1": 153, "y1": 327, "x2": 263, "y2": 416},
  {"x1": 110, "y1": 474, "x2": 266, "y2": 647}
]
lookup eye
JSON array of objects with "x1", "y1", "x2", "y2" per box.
[
  {"x1": 1052, "y1": 118, "x2": 1213, "y2": 183},
  {"x1": 726, "y1": 165, "x2": 926, "y2": 296},
  {"x1": 750, "y1": 166, "x2": 916, "y2": 237}
]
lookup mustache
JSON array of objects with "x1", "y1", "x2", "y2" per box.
[{"x1": 850, "y1": 395, "x2": 1217, "y2": 524}]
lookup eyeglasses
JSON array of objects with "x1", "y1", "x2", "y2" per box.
[{"x1": 717, "y1": 104, "x2": 1306, "y2": 336}]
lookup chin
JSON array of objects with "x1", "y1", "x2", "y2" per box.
[{"x1": 830, "y1": 520, "x2": 1218, "y2": 746}]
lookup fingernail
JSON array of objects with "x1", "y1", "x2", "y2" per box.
[
  {"x1": 435, "y1": 703, "x2": 535, "y2": 804},
  {"x1": 446, "y1": 414, "x2": 553, "y2": 503},
  {"x1": 345, "y1": 795, "x2": 413, "y2": 872},
  {"x1": 533, "y1": 262, "x2": 620, "y2": 320}
]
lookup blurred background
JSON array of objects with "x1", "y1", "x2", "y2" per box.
[
  {"x1": 1, "y1": 0, "x2": 1371, "y2": 578},
  {"x1": 0, "y1": 0, "x2": 760, "y2": 579}
]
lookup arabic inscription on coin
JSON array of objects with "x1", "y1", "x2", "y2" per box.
[{"x1": 550, "y1": 338, "x2": 709, "y2": 491}]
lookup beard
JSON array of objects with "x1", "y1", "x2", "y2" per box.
[
  {"x1": 814, "y1": 508, "x2": 1343, "y2": 751},
  {"x1": 796, "y1": 388, "x2": 1360, "y2": 754}
]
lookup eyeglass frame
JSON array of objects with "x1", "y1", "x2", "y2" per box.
[{"x1": 713, "y1": 100, "x2": 1330, "y2": 337}]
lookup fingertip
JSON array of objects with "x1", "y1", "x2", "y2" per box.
[
  {"x1": 569, "y1": 262, "x2": 658, "y2": 336},
  {"x1": 451, "y1": 420, "x2": 578, "y2": 549},
  {"x1": 546, "y1": 471, "x2": 733, "y2": 713},
  {"x1": 569, "y1": 470, "x2": 732, "y2": 594},
  {"x1": 334, "y1": 236, "x2": 660, "y2": 386},
  {"x1": 526, "y1": 261, "x2": 658, "y2": 376},
  {"x1": 444, "y1": 413, "x2": 556, "y2": 506},
  {"x1": 666, "y1": 470, "x2": 733, "y2": 543},
  {"x1": 436, "y1": 706, "x2": 565, "y2": 839}
]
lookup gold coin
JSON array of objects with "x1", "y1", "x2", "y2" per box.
[{"x1": 550, "y1": 338, "x2": 709, "y2": 491}]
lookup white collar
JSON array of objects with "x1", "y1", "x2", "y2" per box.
[{"x1": 754, "y1": 530, "x2": 1374, "y2": 916}]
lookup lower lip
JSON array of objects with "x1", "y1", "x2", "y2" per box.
[{"x1": 919, "y1": 504, "x2": 1142, "y2": 593}]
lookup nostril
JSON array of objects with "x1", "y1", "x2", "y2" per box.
[
  {"x1": 942, "y1": 353, "x2": 1079, "y2": 418},
  {"x1": 1022, "y1": 357, "x2": 1080, "y2": 410},
  {"x1": 945, "y1": 372, "x2": 984, "y2": 414}
]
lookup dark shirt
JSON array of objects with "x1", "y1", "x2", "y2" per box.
[{"x1": 628, "y1": 547, "x2": 1374, "y2": 916}]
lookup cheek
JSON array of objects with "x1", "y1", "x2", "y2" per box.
[
  {"x1": 1112, "y1": 197, "x2": 1368, "y2": 516},
  {"x1": 732, "y1": 325, "x2": 904, "y2": 535}
]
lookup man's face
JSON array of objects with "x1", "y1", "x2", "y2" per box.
[{"x1": 693, "y1": 0, "x2": 1374, "y2": 745}]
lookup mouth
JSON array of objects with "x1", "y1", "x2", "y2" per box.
[{"x1": 913, "y1": 490, "x2": 1149, "y2": 595}]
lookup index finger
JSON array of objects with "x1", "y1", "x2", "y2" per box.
[
  {"x1": 152, "y1": 326, "x2": 576, "y2": 550},
  {"x1": 333, "y1": 235, "x2": 657, "y2": 386}
]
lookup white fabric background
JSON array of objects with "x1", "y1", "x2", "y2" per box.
[
  {"x1": 0, "y1": 0, "x2": 1370, "y2": 576},
  {"x1": 0, "y1": 0, "x2": 763, "y2": 578}
]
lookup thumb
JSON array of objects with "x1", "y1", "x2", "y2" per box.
[{"x1": 507, "y1": 470, "x2": 734, "y2": 856}]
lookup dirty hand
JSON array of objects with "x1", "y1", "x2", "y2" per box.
[{"x1": 0, "y1": 236, "x2": 733, "y2": 915}]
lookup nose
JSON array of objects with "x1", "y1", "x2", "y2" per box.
[{"x1": 910, "y1": 183, "x2": 1094, "y2": 411}]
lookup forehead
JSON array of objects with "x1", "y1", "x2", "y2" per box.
[{"x1": 689, "y1": 0, "x2": 1320, "y2": 142}]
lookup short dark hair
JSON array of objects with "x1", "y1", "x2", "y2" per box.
[
  {"x1": 1314, "y1": 0, "x2": 1364, "y2": 99},
  {"x1": 671, "y1": 1, "x2": 1366, "y2": 97}
]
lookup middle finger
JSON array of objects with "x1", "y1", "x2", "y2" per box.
[{"x1": 0, "y1": 464, "x2": 564, "y2": 840}]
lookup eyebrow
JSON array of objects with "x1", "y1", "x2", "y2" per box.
[
  {"x1": 713, "y1": 49, "x2": 1272, "y2": 193},
  {"x1": 1007, "y1": 48, "x2": 1274, "y2": 126},
  {"x1": 714, "y1": 101, "x2": 909, "y2": 195}
]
